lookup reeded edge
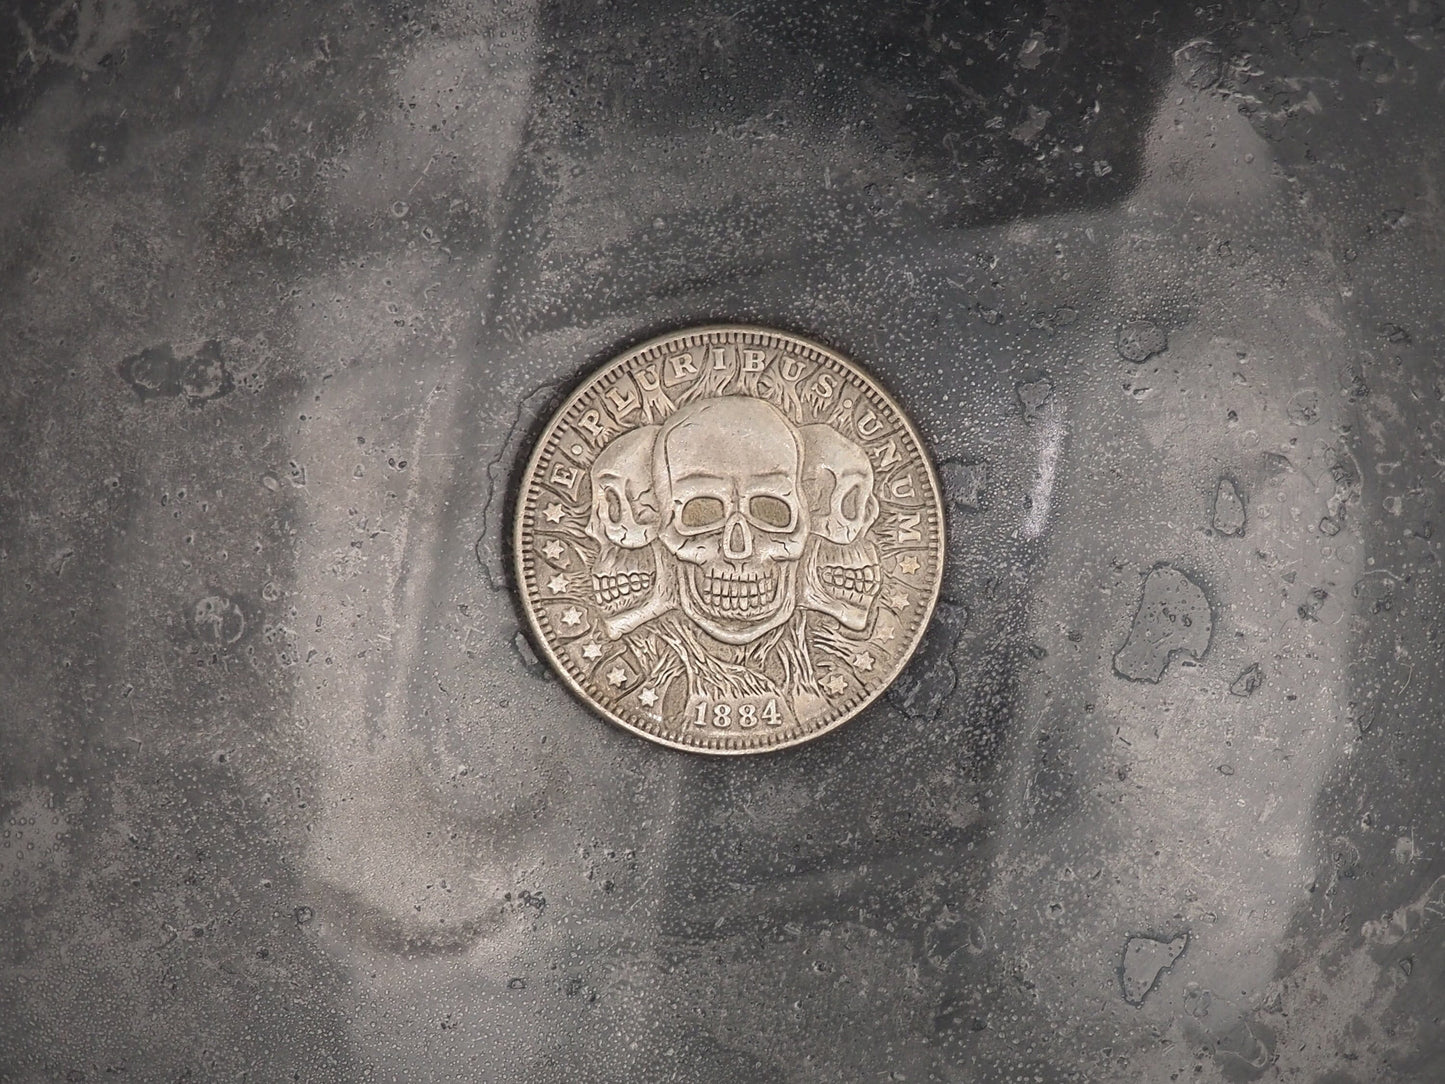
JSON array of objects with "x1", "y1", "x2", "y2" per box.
[{"x1": 511, "y1": 324, "x2": 946, "y2": 756}]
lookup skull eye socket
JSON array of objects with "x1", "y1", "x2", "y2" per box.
[
  {"x1": 748, "y1": 495, "x2": 794, "y2": 530},
  {"x1": 680, "y1": 496, "x2": 726, "y2": 529}
]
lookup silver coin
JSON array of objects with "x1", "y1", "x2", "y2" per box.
[{"x1": 514, "y1": 325, "x2": 945, "y2": 754}]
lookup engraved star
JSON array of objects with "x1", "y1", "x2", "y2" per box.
[
  {"x1": 546, "y1": 574, "x2": 568, "y2": 595},
  {"x1": 541, "y1": 539, "x2": 566, "y2": 563},
  {"x1": 898, "y1": 554, "x2": 921, "y2": 575},
  {"x1": 822, "y1": 673, "x2": 849, "y2": 695},
  {"x1": 542, "y1": 502, "x2": 565, "y2": 524},
  {"x1": 606, "y1": 664, "x2": 630, "y2": 687},
  {"x1": 852, "y1": 651, "x2": 876, "y2": 673},
  {"x1": 887, "y1": 590, "x2": 910, "y2": 610},
  {"x1": 560, "y1": 607, "x2": 582, "y2": 627},
  {"x1": 579, "y1": 640, "x2": 603, "y2": 660},
  {"x1": 877, "y1": 623, "x2": 897, "y2": 642},
  {"x1": 637, "y1": 686, "x2": 659, "y2": 708}
]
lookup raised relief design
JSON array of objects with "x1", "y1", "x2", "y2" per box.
[
  {"x1": 657, "y1": 397, "x2": 808, "y2": 644},
  {"x1": 514, "y1": 327, "x2": 944, "y2": 754},
  {"x1": 584, "y1": 425, "x2": 674, "y2": 639}
]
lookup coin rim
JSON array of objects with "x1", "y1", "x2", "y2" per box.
[{"x1": 512, "y1": 324, "x2": 946, "y2": 755}]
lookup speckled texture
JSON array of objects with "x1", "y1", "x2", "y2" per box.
[{"x1": 3, "y1": 1, "x2": 1445, "y2": 1081}]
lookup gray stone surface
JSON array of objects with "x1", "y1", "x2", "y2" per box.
[{"x1": 4, "y1": 0, "x2": 1445, "y2": 1081}]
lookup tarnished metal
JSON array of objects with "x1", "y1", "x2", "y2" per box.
[{"x1": 515, "y1": 326, "x2": 944, "y2": 752}]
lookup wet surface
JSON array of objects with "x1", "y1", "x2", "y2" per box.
[
  {"x1": 4, "y1": 0, "x2": 1445, "y2": 1080},
  {"x1": 1113, "y1": 564, "x2": 1214, "y2": 683}
]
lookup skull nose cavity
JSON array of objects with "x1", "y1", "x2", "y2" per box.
[{"x1": 724, "y1": 516, "x2": 752, "y2": 559}]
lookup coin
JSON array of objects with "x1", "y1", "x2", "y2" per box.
[{"x1": 513, "y1": 326, "x2": 945, "y2": 754}]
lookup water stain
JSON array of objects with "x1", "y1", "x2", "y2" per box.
[
  {"x1": 188, "y1": 594, "x2": 246, "y2": 646},
  {"x1": 1174, "y1": 38, "x2": 1224, "y2": 90},
  {"x1": 119, "y1": 341, "x2": 233, "y2": 404},
  {"x1": 889, "y1": 600, "x2": 969, "y2": 721},
  {"x1": 1113, "y1": 566, "x2": 1212, "y2": 683},
  {"x1": 1212, "y1": 477, "x2": 1247, "y2": 536},
  {"x1": 940, "y1": 459, "x2": 988, "y2": 512},
  {"x1": 1120, "y1": 932, "x2": 1188, "y2": 1006},
  {"x1": 1116, "y1": 319, "x2": 1167, "y2": 363},
  {"x1": 1230, "y1": 663, "x2": 1264, "y2": 697},
  {"x1": 1016, "y1": 376, "x2": 1055, "y2": 422},
  {"x1": 66, "y1": 114, "x2": 130, "y2": 174}
]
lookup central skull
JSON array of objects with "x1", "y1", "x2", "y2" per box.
[{"x1": 657, "y1": 397, "x2": 808, "y2": 644}]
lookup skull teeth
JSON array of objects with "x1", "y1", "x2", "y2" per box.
[
  {"x1": 820, "y1": 564, "x2": 879, "y2": 604},
  {"x1": 694, "y1": 567, "x2": 779, "y2": 616},
  {"x1": 592, "y1": 571, "x2": 653, "y2": 611}
]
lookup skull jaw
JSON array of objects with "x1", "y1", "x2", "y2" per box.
[
  {"x1": 801, "y1": 537, "x2": 881, "y2": 632},
  {"x1": 677, "y1": 561, "x2": 798, "y2": 645},
  {"x1": 592, "y1": 542, "x2": 677, "y2": 640}
]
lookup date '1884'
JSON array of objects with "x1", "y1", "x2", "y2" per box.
[{"x1": 689, "y1": 696, "x2": 782, "y2": 730}]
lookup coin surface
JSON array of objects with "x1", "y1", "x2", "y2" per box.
[{"x1": 514, "y1": 326, "x2": 945, "y2": 754}]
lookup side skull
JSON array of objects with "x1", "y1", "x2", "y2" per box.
[
  {"x1": 584, "y1": 424, "x2": 678, "y2": 639},
  {"x1": 799, "y1": 423, "x2": 881, "y2": 631},
  {"x1": 655, "y1": 397, "x2": 809, "y2": 644}
]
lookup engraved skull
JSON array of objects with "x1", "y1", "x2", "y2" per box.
[
  {"x1": 584, "y1": 425, "x2": 676, "y2": 639},
  {"x1": 656, "y1": 397, "x2": 808, "y2": 644},
  {"x1": 799, "y1": 423, "x2": 882, "y2": 630}
]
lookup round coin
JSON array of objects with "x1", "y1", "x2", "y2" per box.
[{"x1": 513, "y1": 326, "x2": 945, "y2": 754}]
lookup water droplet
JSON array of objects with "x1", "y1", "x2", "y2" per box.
[
  {"x1": 1120, "y1": 933, "x2": 1188, "y2": 1006},
  {"x1": 1230, "y1": 663, "x2": 1264, "y2": 697},
  {"x1": 1286, "y1": 388, "x2": 1321, "y2": 426},
  {"x1": 1017, "y1": 377, "x2": 1055, "y2": 421},
  {"x1": 1297, "y1": 586, "x2": 1329, "y2": 622},
  {"x1": 1174, "y1": 39, "x2": 1224, "y2": 90},
  {"x1": 888, "y1": 601, "x2": 968, "y2": 721},
  {"x1": 190, "y1": 595, "x2": 246, "y2": 646},
  {"x1": 1116, "y1": 320, "x2": 1167, "y2": 363},
  {"x1": 1113, "y1": 566, "x2": 1212, "y2": 683},
  {"x1": 1212, "y1": 478, "x2": 1246, "y2": 536},
  {"x1": 940, "y1": 460, "x2": 988, "y2": 512}
]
